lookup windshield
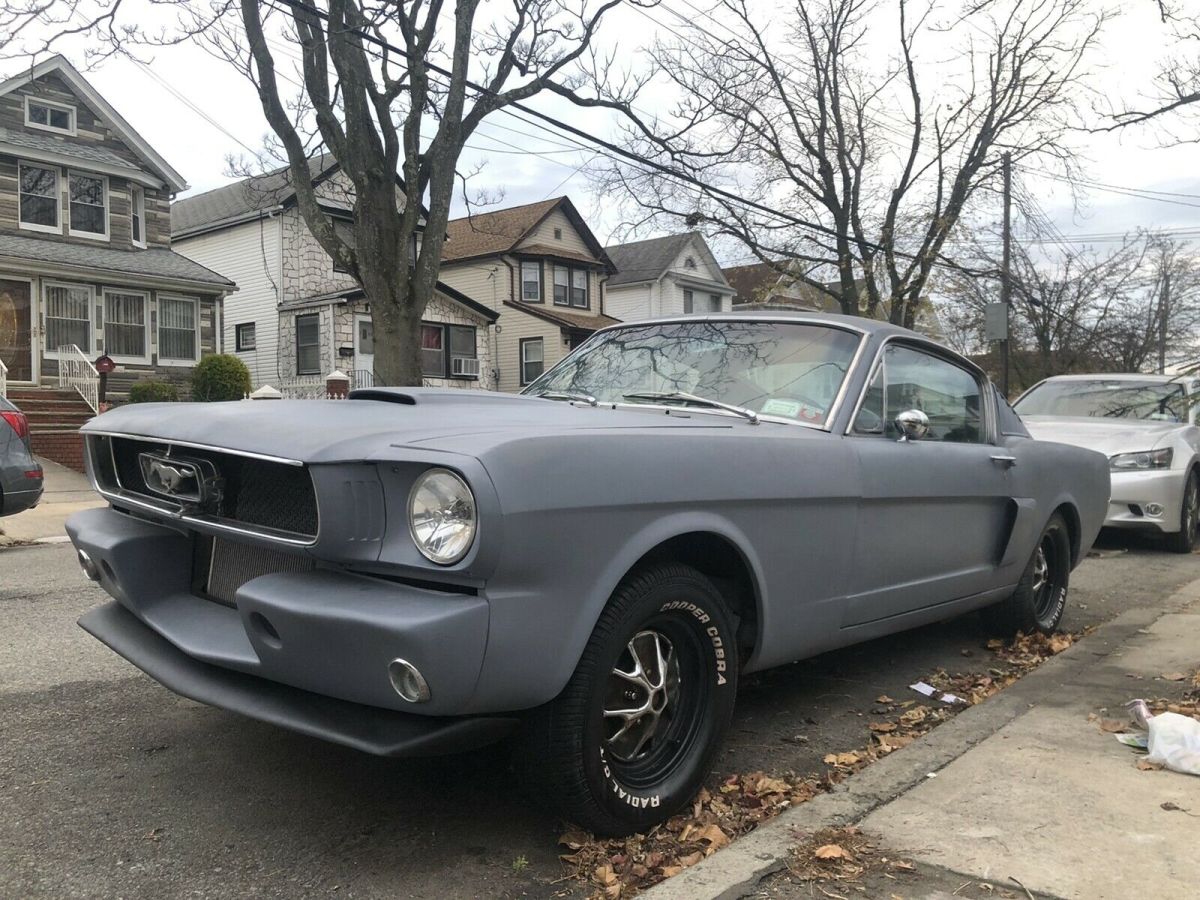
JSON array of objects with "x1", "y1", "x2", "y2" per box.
[
  {"x1": 1014, "y1": 379, "x2": 1191, "y2": 423},
  {"x1": 524, "y1": 320, "x2": 861, "y2": 425}
]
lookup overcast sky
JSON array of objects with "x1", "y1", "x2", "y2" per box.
[{"x1": 18, "y1": 0, "x2": 1200, "y2": 259}]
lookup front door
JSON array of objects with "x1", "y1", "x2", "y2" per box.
[
  {"x1": 844, "y1": 342, "x2": 1013, "y2": 625},
  {"x1": 354, "y1": 314, "x2": 375, "y2": 386},
  {"x1": 0, "y1": 278, "x2": 33, "y2": 383}
]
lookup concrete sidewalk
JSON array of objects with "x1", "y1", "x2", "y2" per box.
[
  {"x1": 0, "y1": 456, "x2": 101, "y2": 544},
  {"x1": 647, "y1": 579, "x2": 1200, "y2": 900}
]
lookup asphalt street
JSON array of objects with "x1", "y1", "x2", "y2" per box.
[{"x1": 2, "y1": 533, "x2": 1198, "y2": 899}]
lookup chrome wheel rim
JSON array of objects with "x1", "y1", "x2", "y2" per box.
[
  {"x1": 1186, "y1": 481, "x2": 1198, "y2": 542},
  {"x1": 1031, "y1": 545, "x2": 1049, "y2": 596},
  {"x1": 603, "y1": 630, "x2": 681, "y2": 763}
]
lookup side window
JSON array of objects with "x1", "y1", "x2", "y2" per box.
[
  {"x1": 885, "y1": 345, "x2": 983, "y2": 443},
  {"x1": 852, "y1": 364, "x2": 885, "y2": 434}
]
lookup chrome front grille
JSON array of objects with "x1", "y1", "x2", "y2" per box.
[
  {"x1": 198, "y1": 536, "x2": 315, "y2": 607},
  {"x1": 90, "y1": 434, "x2": 319, "y2": 542}
]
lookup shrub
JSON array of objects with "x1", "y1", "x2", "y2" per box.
[
  {"x1": 191, "y1": 354, "x2": 252, "y2": 402},
  {"x1": 128, "y1": 380, "x2": 179, "y2": 403}
]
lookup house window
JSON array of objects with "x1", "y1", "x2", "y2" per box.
[
  {"x1": 420, "y1": 323, "x2": 445, "y2": 376},
  {"x1": 18, "y1": 162, "x2": 59, "y2": 232},
  {"x1": 683, "y1": 290, "x2": 694, "y2": 313},
  {"x1": 554, "y1": 227, "x2": 563, "y2": 240},
  {"x1": 332, "y1": 219, "x2": 354, "y2": 273},
  {"x1": 553, "y1": 265, "x2": 570, "y2": 305},
  {"x1": 130, "y1": 185, "x2": 146, "y2": 247},
  {"x1": 103, "y1": 290, "x2": 148, "y2": 361},
  {"x1": 521, "y1": 261, "x2": 542, "y2": 301},
  {"x1": 684, "y1": 257, "x2": 697, "y2": 269},
  {"x1": 571, "y1": 269, "x2": 588, "y2": 308},
  {"x1": 25, "y1": 96, "x2": 75, "y2": 134},
  {"x1": 68, "y1": 172, "x2": 108, "y2": 239},
  {"x1": 44, "y1": 283, "x2": 91, "y2": 353},
  {"x1": 295, "y1": 314, "x2": 321, "y2": 374},
  {"x1": 708, "y1": 293, "x2": 722, "y2": 312},
  {"x1": 521, "y1": 337, "x2": 544, "y2": 386},
  {"x1": 448, "y1": 324, "x2": 477, "y2": 378},
  {"x1": 159, "y1": 296, "x2": 199, "y2": 363},
  {"x1": 235, "y1": 322, "x2": 257, "y2": 352}
]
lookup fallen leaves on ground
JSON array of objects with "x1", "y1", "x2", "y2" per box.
[
  {"x1": 562, "y1": 630, "x2": 1081, "y2": 898},
  {"x1": 786, "y1": 827, "x2": 919, "y2": 891}
]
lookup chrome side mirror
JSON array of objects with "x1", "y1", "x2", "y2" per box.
[{"x1": 895, "y1": 409, "x2": 929, "y2": 442}]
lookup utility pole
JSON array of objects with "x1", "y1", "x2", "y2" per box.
[
  {"x1": 1000, "y1": 152, "x2": 1012, "y2": 396},
  {"x1": 1159, "y1": 263, "x2": 1171, "y2": 374}
]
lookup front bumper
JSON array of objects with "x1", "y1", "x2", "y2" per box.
[
  {"x1": 81, "y1": 601, "x2": 517, "y2": 755},
  {"x1": 1105, "y1": 469, "x2": 1186, "y2": 533},
  {"x1": 67, "y1": 506, "x2": 501, "y2": 738}
]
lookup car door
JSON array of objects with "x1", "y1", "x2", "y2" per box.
[{"x1": 843, "y1": 342, "x2": 1014, "y2": 626}]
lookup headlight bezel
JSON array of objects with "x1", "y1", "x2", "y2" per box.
[
  {"x1": 1109, "y1": 448, "x2": 1173, "y2": 472},
  {"x1": 407, "y1": 467, "x2": 478, "y2": 565}
]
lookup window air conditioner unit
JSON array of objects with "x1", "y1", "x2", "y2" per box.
[{"x1": 451, "y1": 356, "x2": 481, "y2": 377}]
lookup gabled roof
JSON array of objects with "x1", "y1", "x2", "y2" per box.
[
  {"x1": 443, "y1": 196, "x2": 615, "y2": 271},
  {"x1": 0, "y1": 54, "x2": 188, "y2": 192},
  {"x1": 606, "y1": 232, "x2": 730, "y2": 288},
  {"x1": 502, "y1": 300, "x2": 619, "y2": 335},
  {"x1": 723, "y1": 262, "x2": 786, "y2": 305},
  {"x1": 282, "y1": 280, "x2": 498, "y2": 323},
  {"x1": 172, "y1": 154, "x2": 342, "y2": 237}
]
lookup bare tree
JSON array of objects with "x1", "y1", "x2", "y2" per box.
[
  {"x1": 596, "y1": 0, "x2": 1105, "y2": 329},
  {"x1": 1102, "y1": 2, "x2": 1200, "y2": 134},
  {"x1": 1, "y1": 0, "x2": 645, "y2": 385}
]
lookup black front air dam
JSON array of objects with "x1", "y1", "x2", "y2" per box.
[{"x1": 79, "y1": 601, "x2": 519, "y2": 757}]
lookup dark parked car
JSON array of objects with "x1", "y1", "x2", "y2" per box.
[
  {"x1": 1, "y1": 396, "x2": 43, "y2": 517},
  {"x1": 67, "y1": 312, "x2": 1109, "y2": 835}
]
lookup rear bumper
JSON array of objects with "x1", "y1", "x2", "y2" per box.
[
  {"x1": 80, "y1": 601, "x2": 518, "y2": 756},
  {"x1": 0, "y1": 483, "x2": 42, "y2": 516},
  {"x1": 1105, "y1": 469, "x2": 1185, "y2": 533}
]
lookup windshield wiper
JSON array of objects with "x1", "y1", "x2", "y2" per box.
[
  {"x1": 622, "y1": 391, "x2": 760, "y2": 424},
  {"x1": 534, "y1": 390, "x2": 598, "y2": 407}
]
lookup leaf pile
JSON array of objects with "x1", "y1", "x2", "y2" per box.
[
  {"x1": 560, "y1": 772, "x2": 822, "y2": 898},
  {"x1": 560, "y1": 630, "x2": 1081, "y2": 898},
  {"x1": 786, "y1": 826, "x2": 916, "y2": 890}
]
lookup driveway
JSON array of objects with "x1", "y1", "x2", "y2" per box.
[{"x1": 2, "y1": 533, "x2": 1198, "y2": 899}]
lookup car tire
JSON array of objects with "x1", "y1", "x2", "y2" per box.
[
  {"x1": 518, "y1": 563, "x2": 739, "y2": 837},
  {"x1": 983, "y1": 512, "x2": 1071, "y2": 637},
  {"x1": 1165, "y1": 471, "x2": 1199, "y2": 554}
]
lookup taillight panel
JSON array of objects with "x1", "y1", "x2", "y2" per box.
[{"x1": 1, "y1": 410, "x2": 29, "y2": 440}]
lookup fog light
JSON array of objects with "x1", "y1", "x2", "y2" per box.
[
  {"x1": 388, "y1": 658, "x2": 431, "y2": 703},
  {"x1": 1145, "y1": 503, "x2": 1164, "y2": 517},
  {"x1": 77, "y1": 549, "x2": 100, "y2": 582}
]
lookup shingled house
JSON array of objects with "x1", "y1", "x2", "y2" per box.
[
  {"x1": 0, "y1": 55, "x2": 234, "y2": 467},
  {"x1": 605, "y1": 232, "x2": 733, "y2": 321}
]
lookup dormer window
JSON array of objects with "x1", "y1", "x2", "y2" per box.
[{"x1": 25, "y1": 96, "x2": 76, "y2": 135}]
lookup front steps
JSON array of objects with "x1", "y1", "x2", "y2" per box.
[{"x1": 4, "y1": 387, "x2": 93, "y2": 472}]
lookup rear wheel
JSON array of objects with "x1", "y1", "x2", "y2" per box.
[
  {"x1": 1165, "y1": 471, "x2": 1199, "y2": 554},
  {"x1": 518, "y1": 563, "x2": 738, "y2": 836},
  {"x1": 984, "y1": 513, "x2": 1071, "y2": 636}
]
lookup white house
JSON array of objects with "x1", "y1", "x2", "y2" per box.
[
  {"x1": 172, "y1": 157, "x2": 498, "y2": 390},
  {"x1": 604, "y1": 232, "x2": 734, "y2": 322}
]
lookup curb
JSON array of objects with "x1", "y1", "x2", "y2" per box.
[{"x1": 642, "y1": 579, "x2": 1200, "y2": 900}]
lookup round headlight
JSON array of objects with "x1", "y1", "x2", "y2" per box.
[{"x1": 408, "y1": 468, "x2": 477, "y2": 565}]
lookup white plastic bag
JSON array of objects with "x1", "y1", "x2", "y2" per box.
[{"x1": 1145, "y1": 712, "x2": 1200, "y2": 776}]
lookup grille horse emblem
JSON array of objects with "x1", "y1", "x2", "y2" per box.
[{"x1": 137, "y1": 452, "x2": 216, "y2": 506}]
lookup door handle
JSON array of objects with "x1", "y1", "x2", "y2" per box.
[{"x1": 991, "y1": 454, "x2": 1017, "y2": 468}]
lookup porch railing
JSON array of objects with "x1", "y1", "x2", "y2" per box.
[
  {"x1": 57, "y1": 344, "x2": 99, "y2": 413},
  {"x1": 0, "y1": 358, "x2": 7, "y2": 400},
  {"x1": 276, "y1": 369, "x2": 375, "y2": 399}
]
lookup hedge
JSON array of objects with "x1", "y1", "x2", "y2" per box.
[
  {"x1": 128, "y1": 380, "x2": 179, "y2": 403},
  {"x1": 191, "y1": 354, "x2": 252, "y2": 402}
]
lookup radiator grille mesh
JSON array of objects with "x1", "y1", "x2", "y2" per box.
[{"x1": 202, "y1": 537, "x2": 315, "y2": 607}]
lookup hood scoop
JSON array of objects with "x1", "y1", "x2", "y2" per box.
[{"x1": 347, "y1": 387, "x2": 544, "y2": 408}]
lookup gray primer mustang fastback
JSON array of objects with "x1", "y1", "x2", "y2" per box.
[{"x1": 67, "y1": 311, "x2": 1109, "y2": 835}]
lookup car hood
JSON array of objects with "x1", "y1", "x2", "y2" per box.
[
  {"x1": 83, "y1": 388, "x2": 761, "y2": 464},
  {"x1": 1021, "y1": 415, "x2": 1184, "y2": 457}
]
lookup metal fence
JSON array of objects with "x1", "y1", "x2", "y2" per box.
[{"x1": 275, "y1": 369, "x2": 375, "y2": 400}]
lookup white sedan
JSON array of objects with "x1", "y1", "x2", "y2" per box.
[{"x1": 1014, "y1": 373, "x2": 1200, "y2": 552}]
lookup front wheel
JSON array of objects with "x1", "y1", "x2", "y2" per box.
[
  {"x1": 984, "y1": 512, "x2": 1071, "y2": 636},
  {"x1": 1165, "y1": 471, "x2": 1199, "y2": 554},
  {"x1": 519, "y1": 563, "x2": 739, "y2": 836}
]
